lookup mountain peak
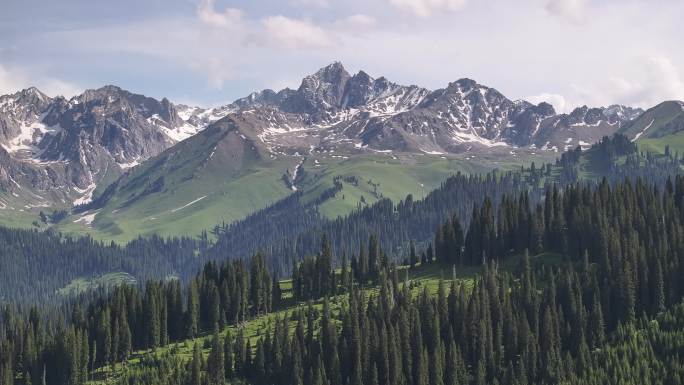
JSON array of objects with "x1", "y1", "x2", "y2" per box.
[
  {"x1": 659, "y1": 100, "x2": 684, "y2": 110},
  {"x1": 352, "y1": 70, "x2": 373, "y2": 82},
  {"x1": 536, "y1": 101, "x2": 556, "y2": 115},
  {"x1": 96, "y1": 84, "x2": 124, "y2": 93},
  {"x1": 14, "y1": 87, "x2": 50, "y2": 102},
  {"x1": 453, "y1": 78, "x2": 480, "y2": 90},
  {"x1": 23, "y1": 86, "x2": 43, "y2": 94},
  {"x1": 315, "y1": 61, "x2": 347, "y2": 75},
  {"x1": 77, "y1": 85, "x2": 128, "y2": 103},
  {"x1": 286, "y1": 62, "x2": 352, "y2": 112},
  {"x1": 304, "y1": 62, "x2": 351, "y2": 85},
  {"x1": 603, "y1": 105, "x2": 644, "y2": 122}
]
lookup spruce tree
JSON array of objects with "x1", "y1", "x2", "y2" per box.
[
  {"x1": 186, "y1": 282, "x2": 199, "y2": 339},
  {"x1": 207, "y1": 330, "x2": 225, "y2": 385},
  {"x1": 190, "y1": 342, "x2": 202, "y2": 385}
]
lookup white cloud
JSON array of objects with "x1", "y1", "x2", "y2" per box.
[
  {"x1": 190, "y1": 57, "x2": 233, "y2": 90},
  {"x1": 0, "y1": 64, "x2": 80, "y2": 98},
  {"x1": 570, "y1": 55, "x2": 684, "y2": 109},
  {"x1": 261, "y1": 16, "x2": 333, "y2": 49},
  {"x1": 196, "y1": 0, "x2": 243, "y2": 28},
  {"x1": 527, "y1": 55, "x2": 684, "y2": 113},
  {"x1": 643, "y1": 56, "x2": 684, "y2": 103},
  {"x1": 389, "y1": 0, "x2": 467, "y2": 18},
  {"x1": 545, "y1": 0, "x2": 590, "y2": 24},
  {"x1": 527, "y1": 93, "x2": 568, "y2": 113},
  {"x1": 39, "y1": 78, "x2": 82, "y2": 98},
  {"x1": 8, "y1": 0, "x2": 681, "y2": 108},
  {"x1": 334, "y1": 14, "x2": 377, "y2": 31},
  {"x1": 0, "y1": 65, "x2": 24, "y2": 95},
  {"x1": 289, "y1": 0, "x2": 330, "y2": 7}
]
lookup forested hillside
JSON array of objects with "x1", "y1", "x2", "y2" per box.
[
  {"x1": 2, "y1": 2, "x2": 682, "y2": 384},
  {"x1": 0, "y1": 230, "x2": 205, "y2": 304},
  {"x1": 209, "y1": 134, "x2": 682, "y2": 269},
  {"x1": 2, "y1": 175, "x2": 684, "y2": 385},
  {"x1": 0, "y1": 135, "x2": 680, "y2": 305}
]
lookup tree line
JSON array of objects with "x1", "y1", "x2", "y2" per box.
[
  {"x1": 3, "y1": 173, "x2": 684, "y2": 384},
  {"x1": 2, "y1": 134, "x2": 680, "y2": 305},
  {"x1": 0, "y1": 253, "x2": 284, "y2": 385},
  {"x1": 211, "y1": 135, "x2": 682, "y2": 272},
  {"x1": 111, "y1": 174, "x2": 684, "y2": 385}
]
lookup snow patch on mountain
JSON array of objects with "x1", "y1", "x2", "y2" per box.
[
  {"x1": 73, "y1": 210, "x2": 100, "y2": 226},
  {"x1": 171, "y1": 196, "x2": 207, "y2": 213},
  {"x1": 632, "y1": 119, "x2": 655, "y2": 141},
  {"x1": 452, "y1": 130, "x2": 508, "y2": 147},
  {"x1": 164, "y1": 122, "x2": 204, "y2": 142},
  {"x1": 117, "y1": 157, "x2": 141, "y2": 170},
  {"x1": 421, "y1": 149, "x2": 445, "y2": 155},
  {"x1": 290, "y1": 159, "x2": 305, "y2": 191},
  {"x1": 73, "y1": 183, "x2": 97, "y2": 206}
]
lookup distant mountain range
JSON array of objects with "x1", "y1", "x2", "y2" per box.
[
  {"x1": 0, "y1": 62, "x2": 681, "y2": 240},
  {"x1": 178, "y1": 62, "x2": 644, "y2": 155}
]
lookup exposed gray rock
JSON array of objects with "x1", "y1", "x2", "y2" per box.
[
  {"x1": 0, "y1": 85, "x2": 201, "y2": 204},
  {"x1": 202, "y1": 63, "x2": 641, "y2": 155},
  {"x1": 0, "y1": 62, "x2": 646, "y2": 208}
]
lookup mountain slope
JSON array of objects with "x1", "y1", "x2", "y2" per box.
[
  {"x1": 190, "y1": 63, "x2": 640, "y2": 156},
  {"x1": 57, "y1": 116, "x2": 297, "y2": 240},
  {"x1": 0, "y1": 62, "x2": 647, "y2": 239},
  {"x1": 59, "y1": 112, "x2": 544, "y2": 242},
  {"x1": 0, "y1": 85, "x2": 215, "y2": 227},
  {"x1": 619, "y1": 100, "x2": 684, "y2": 153}
]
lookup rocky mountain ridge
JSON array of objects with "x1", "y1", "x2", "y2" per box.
[
  {"x1": 0, "y1": 62, "x2": 648, "y2": 208},
  {"x1": 182, "y1": 62, "x2": 643, "y2": 156},
  {"x1": 0, "y1": 85, "x2": 204, "y2": 205}
]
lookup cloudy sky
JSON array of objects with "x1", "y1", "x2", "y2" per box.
[{"x1": 0, "y1": 0, "x2": 682, "y2": 112}]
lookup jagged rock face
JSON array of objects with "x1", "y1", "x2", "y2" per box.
[
  {"x1": 346, "y1": 74, "x2": 429, "y2": 115},
  {"x1": 0, "y1": 88, "x2": 53, "y2": 143},
  {"x1": 396, "y1": 79, "x2": 518, "y2": 144},
  {"x1": 199, "y1": 63, "x2": 642, "y2": 155},
  {"x1": 0, "y1": 85, "x2": 203, "y2": 203},
  {"x1": 0, "y1": 62, "x2": 647, "y2": 207},
  {"x1": 502, "y1": 102, "x2": 556, "y2": 146},
  {"x1": 603, "y1": 105, "x2": 644, "y2": 123},
  {"x1": 342, "y1": 71, "x2": 375, "y2": 108},
  {"x1": 527, "y1": 105, "x2": 638, "y2": 152},
  {"x1": 280, "y1": 62, "x2": 352, "y2": 115},
  {"x1": 41, "y1": 85, "x2": 175, "y2": 165},
  {"x1": 232, "y1": 90, "x2": 281, "y2": 110}
]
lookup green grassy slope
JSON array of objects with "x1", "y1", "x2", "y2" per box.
[
  {"x1": 637, "y1": 131, "x2": 684, "y2": 155},
  {"x1": 55, "y1": 121, "x2": 299, "y2": 242},
  {"x1": 57, "y1": 272, "x2": 137, "y2": 297},
  {"x1": 297, "y1": 151, "x2": 535, "y2": 220},
  {"x1": 58, "y1": 160, "x2": 294, "y2": 242},
  {"x1": 0, "y1": 107, "x2": 560, "y2": 243},
  {"x1": 55, "y1": 144, "x2": 553, "y2": 243},
  {"x1": 85, "y1": 262, "x2": 466, "y2": 384},
  {"x1": 619, "y1": 101, "x2": 684, "y2": 140},
  {"x1": 2, "y1": 128, "x2": 652, "y2": 245}
]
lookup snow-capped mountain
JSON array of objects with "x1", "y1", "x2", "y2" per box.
[
  {"x1": 0, "y1": 62, "x2": 645, "y2": 207},
  {"x1": 0, "y1": 87, "x2": 54, "y2": 147},
  {"x1": 0, "y1": 86, "x2": 206, "y2": 205},
  {"x1": 188, "y1": 62, "x2": 641, "y2": 156}
]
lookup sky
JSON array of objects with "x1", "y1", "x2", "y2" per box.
[{"x1": 0, "y1": 0, "x2": 683, "y2": 112}]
